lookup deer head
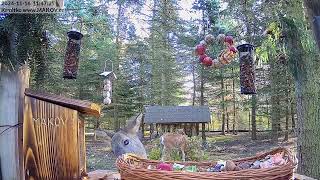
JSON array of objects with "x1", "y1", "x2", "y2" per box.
[{"x1": 111, "y1": 114, "x2": 147, "y2": 158}]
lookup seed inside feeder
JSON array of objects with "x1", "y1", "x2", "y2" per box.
[
  {"x1": 237, "y1": 44, "x2": 256, "y2": 95},
  {"x1": 63, "y1": 31, "x2": 83, "y2": 79}
]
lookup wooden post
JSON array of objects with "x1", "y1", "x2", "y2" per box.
[
  {"x1": 186, "y1": 123, "x2": 192, "y2": 137},
  {"x1": 196, "y1": 123, "x2": 199, "y2": 136},
  {"x1": 150, "y1": 124, "x2": 154, "y2": 139},
  {"x1": 0, "y1": 65, "x2": 30, "y2": 180},
  {"x1": 156, "y1": 124, "x2": 159, "y2": 137},
  {"x1": 202, "y1": 123, "x2": 206, "y2": 142},
  {"x1": 192, "y1": 123, "x2": 197, "y2": 136},
  {"x1": 79, "y1": 115, "x2": 86, "y2": 175},
  {"x1": 170, "y1": 124, "x2": 174, "y2": 133}
]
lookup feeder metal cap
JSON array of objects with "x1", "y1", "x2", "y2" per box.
[
  {"x1": 237, "y1": 44, "x2": 254, "y2": 52},
  {"x1": 67, "y1": 31, "x2": 83, "y2": 40}
]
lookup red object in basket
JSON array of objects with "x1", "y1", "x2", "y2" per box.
[
  {"x1": 229, "y1": 46, "x2": 237, "y2": 53},
  {"x1": 195, "y1": 44, "x2": 206, "y2": 55},
  {"x1": 156, "y1": 163, "x2": 173, "y2": 171},
  {"x1": 203, "y1": 57, "x2": 213, "y2": 67},
  {"x1": 199, "y1": 54, "x2": 208, "y2": 63},
  {"x1": 225, "y1": 36, "x2": 234, "y2": 46}
]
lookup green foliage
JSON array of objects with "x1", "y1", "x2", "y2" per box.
[
  {"x1": 148, "y1": 146, "x2": 162, "y2": 160},
  {"x1": 186, "y1": 137, "x2": 209, "y2": 161}
]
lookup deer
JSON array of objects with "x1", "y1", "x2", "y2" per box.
[
  {"x1": 111, "y1": 113, "x2": 147, "y2": 158},
  {"x1": 160, "y1": 129, "x2": 188, "y2": 162}
]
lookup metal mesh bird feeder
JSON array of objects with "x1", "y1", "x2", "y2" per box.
[
  {"x1": 63, "y1": 31, "x2": 83, "y2": 79},
  {"x1": 100, "y1": 60, "x2": 116, "y2": 105},
  {"x1": 237, "y1": 44, "x2": 256, "y2": 94}
]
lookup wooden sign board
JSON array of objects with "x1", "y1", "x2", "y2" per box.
[{"x1": 23, "y1": 96, "x2": 81, "y2": 179}]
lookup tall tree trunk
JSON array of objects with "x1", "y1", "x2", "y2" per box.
[
  {"x1": 291, "y1": 102, "x2": 295, "y2": 131},
  {"x1": 266, "y1": 98, "x2": 270, "y2": 129},
  {"x1": 284, "y1": 70, "x2": 290, "y2": 141},
  {"x1": 270, "y1": 52, "x2": 280, "y2": 142},
  {"x1": 221, "y1": 70, "x2": 225, "y2": 135},
  {"x1": 113, "y1": 2, "x2": 123, "y2": 131},
  {"x1": 226, "y1": 112, "x2": 229, "y2": 133},
  {"x1": 248, "y1": 111, "x2": 251, "y2": 131},
  {"x1": 192, "y1": 61, "x2": 196, "y2": 106},
  {"x1": 304, "y1": 0, "x2": 320, "y2": 50},
  {"x1": 199, "y1": 9, "x2": 206, "y2": 106},
  {"x1": 232, "y1": 68, "x2": 236, "y2": 134},
  {"x1": 296, "y1": 1, "x2": 320, "y2": 177},
  {"x1": 225, "y1": 84, "x2": 229, "y2": 134},
  {"x1": 251, "y1": 95, "x2": 257, "y2": 140}
]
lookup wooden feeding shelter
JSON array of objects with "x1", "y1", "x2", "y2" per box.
[
  {"x1": 0, "y1": 65, "x2": 101, "y2": 180},
  {"x1": 143, "y1": 106, "x2": 211, "y2": 141}
]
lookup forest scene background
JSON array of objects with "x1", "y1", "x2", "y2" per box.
[{"x1": 1, "y1": 0, "x2": 320, "y2": 178}]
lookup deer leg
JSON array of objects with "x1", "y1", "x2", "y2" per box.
[
  {"x1": 161, "y1": 146, "x2": 166, "y2": 161},
  {"x1": 181, "y1": 149, "x2": 185, "y2": 162}
]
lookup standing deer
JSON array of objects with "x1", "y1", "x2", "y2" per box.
[
  {"x1": 160, "y1": 129, "x2": 187, "y2": 161},
  {"x1": 111, "y1": 114, "x2": 147, "y2": 158}
]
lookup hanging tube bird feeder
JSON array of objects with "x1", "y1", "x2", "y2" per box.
[
  {"x1": 63, "y1": 30, "x2": 83, "y2": 79},
  {"x1": 100, "y1": 60, "x2": 116, "y2": 105},
  {"x1": 237, "y1": 44, "x2": 256, "y2": 94}
]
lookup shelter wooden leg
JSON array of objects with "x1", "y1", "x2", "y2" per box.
[
  {"x1": 196, "y1": 123, "x2": 199, "y2": 136},
  {"x1": 192, "y1": 123, "x2": 197, "y2": 136},
  {"x1": 202, "y1": 123, "x2": 206, "y2": 142}
]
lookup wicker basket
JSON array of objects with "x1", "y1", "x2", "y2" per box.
[{"x1": 116, "y1": 148, "x2": 296, "y2": 180}]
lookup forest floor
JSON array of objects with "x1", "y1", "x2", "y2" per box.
[{"x1": 86, "y1": 132, "x2": 296, "y2": 172}]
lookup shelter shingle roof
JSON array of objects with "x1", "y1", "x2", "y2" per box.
[{"x1": 144, "y1": 106, "x2": 211, "y2": 124}]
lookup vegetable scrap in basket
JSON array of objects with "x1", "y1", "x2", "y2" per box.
[{"x1": 147, "y1": 152, "x2": 288, "y2": 173}]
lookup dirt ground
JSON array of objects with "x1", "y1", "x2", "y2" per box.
[{"x1": 86, "y1": 132, "x2": 296, "y2": 172}]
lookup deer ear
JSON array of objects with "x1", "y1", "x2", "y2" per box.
[{"x1": 125, "y1": 113, "x2": 143, "y2": 135}]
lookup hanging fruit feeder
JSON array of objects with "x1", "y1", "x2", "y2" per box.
[
  {"x1": 63, "y1": 30, "x2": 83, "y2": 79},
  {"x1": 100, "y1": 61, "x2": 117, "y2": 105},
  {"x1": 237, "y1": 44, "x2": 256, "y2": 95}
]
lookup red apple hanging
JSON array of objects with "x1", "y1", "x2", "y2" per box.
[
  {"x1": 199, "y1": 54, "x2": 207, "y2": 63},
  {"x1": 195, "y1": 44, "x2": 206, "y2": 55},
  {"x1": 224, "y1": 36, "x2": 234, "y2": 46},
  {"x1": 203, "y1": 56, "x2": 213, "y2": 67}
]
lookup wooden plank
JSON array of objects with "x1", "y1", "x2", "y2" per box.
[
  {"x1": 86, "y1": 170, "x2": 120, "y2": 180},
  {"x1": 294, "y1": 173, "x2": 317, "y2": 180},
  {"x1": 23, "y1": 97, "x2": 80, "y2": 179},
  {"x1": 0, "y1": 65, "x2": 29, "y2": 180},
  {"x1": 25, "y1": 89, "x2": 101, "y2": 117}
]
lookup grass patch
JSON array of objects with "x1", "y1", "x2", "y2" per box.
[{"x1": 206, "y1": 135, "x2": 235, "y2": 143}]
